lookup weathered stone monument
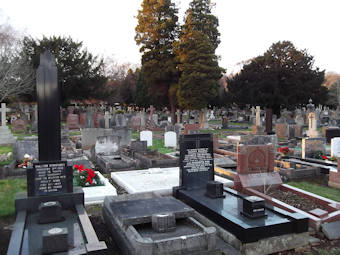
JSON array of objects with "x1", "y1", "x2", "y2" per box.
[
  {"x1": 252, "y1": 106, "x2": 265, "y2": 134},
  {"x1": 0, "y1": 103, "x2": 16, "y2": 145},
  {"x1": 7, "y1": 51, "x2": 106, "y2": 255}
]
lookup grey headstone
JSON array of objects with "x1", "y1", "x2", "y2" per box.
[{"x1": 322, "y1": 221, "x2": 340, "y2": 240}]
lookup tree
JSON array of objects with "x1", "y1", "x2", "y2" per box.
[
  {"x1": 23, "y1": 36, "x2": 106, "y2": 104},
  {"x1": 175, "y1": 4, "x2": 223, "y2": 112},
  {"x1": 182, "y1": 0, "x2": 220, "y2": 51},
  {"x1": 0, "y1": 21, "x2": 34, "y2": 102},
  {"x1": 135, "y1": 0, "x2": 179, "y2": 123},
  {"x1": 133, "y1": 69, "x2": 155, "y2": 108},
  {"x1": 176, "y1": 29, "x2": 223, "y2": 110},
  {"x1": 327, "y1": 79, "x2": 340, "y2": 107},
  {"x1": 227, "y1": 41, "x2": 327, "y2": 115}
]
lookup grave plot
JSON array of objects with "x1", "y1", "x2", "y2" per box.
[
  {"x1": 103, "y1": 192, "x2": 236, "y2": 255},
  {"x1": 174, "y1": 134, "x2": 310, "y2": 254},
  {"x1": 7, "y1": 52, "x2": 107, "y2": 255},
  {"x1": 233, "y1": 143, "x2": 340, "y2": 230}
]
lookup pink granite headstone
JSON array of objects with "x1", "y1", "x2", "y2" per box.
[
  {"x1": 79, "y1": 113, "x2": 86, "y2": 128},
  {"x1": 12, "y1": 119, "x2": 26, "y2": 133},
  {"x1": 66, "y1": 114, "x2": 80, "y2": 130},
  {"x1": 234, "y1": 143, "x2": 282, "y2": 192},
  {"x1": 183, "y1": 124, "x2": 200, "y2": 134}
]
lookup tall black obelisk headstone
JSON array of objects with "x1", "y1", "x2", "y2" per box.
[
  {"x1": 36, "y1": 51, "x2": 61, "y2": 161},
  {"x1": 27, "y1": 51, "x2": 72, "y2": 196}
]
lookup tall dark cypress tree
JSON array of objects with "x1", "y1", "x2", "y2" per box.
[{"x1": 135, "y1": 0, "x2": 179, "y2": 122}]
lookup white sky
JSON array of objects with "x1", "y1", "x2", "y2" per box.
[{"x1": 1, "y1": 0, "x2": 339, "y2": 74}]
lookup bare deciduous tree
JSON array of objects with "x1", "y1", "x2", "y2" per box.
[{"x1": 0, "y1": 19, "x2": 35, "y2": 102}]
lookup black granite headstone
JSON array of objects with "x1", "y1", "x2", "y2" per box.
[
  {"x1": 27, "y1": 161, "x2": 73, "y2": 197},
  {"x1": 326, "y1": 128, "x2": 340, "y2": 143},
  {"x1": 265, "y1": 108, "x2": 273, "y2": 134},
  {"x1": 36, "y1": 51, "x2": 61, "y2": 161},
  {"x1": 179, "y1": 134, "x2": 214, "y2": 190}
]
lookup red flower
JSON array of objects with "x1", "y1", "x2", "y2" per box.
[
  {"x1": 86, "y1": 168, "x2": 95, "y2": 185},
  {"x1": 322, "y1": 155, "x2": 328, "y2": 160}
]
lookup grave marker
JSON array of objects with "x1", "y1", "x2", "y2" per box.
[
  {"x1": 164, "y1": 131, "x2": 177, "y2": 148},
  {"x1": 0, "y1": 102, "x2": 10, "y2": 126},
  {"x1": 140, "y1": 130, "x2": 152, "y2": 146}
]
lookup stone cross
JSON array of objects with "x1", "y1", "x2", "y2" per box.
[
  {"x1": 308, "y1": 112, "x2": 316, "y2": 131},
  {"x1": 104, "y1": 111, "x2": 111, "y2": 129},
  {"x1": 255, "y1": 106, "x2": 261, "y2": 126},
  {"x1": 1, "y1": 103, "x2": 10, "y2": 126},
  {"x1": 149, "y1": 105, "x2": 154, "y2": 120}
]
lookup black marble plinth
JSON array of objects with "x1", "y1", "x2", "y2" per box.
[
  {"x1": 205, "y1": 181, "x2": 225, "y2": 199},
  {"x1": 38, "y1": 201, "x2": 64, "y2": 224},
  {"x1": 174, "y1": 187, "x2": 309, "y2": 243},
  {"x1": 241, "y1": 196, "x2": 266, "y2": 219},
  {"x1": 42, "y1": 227, "x2": 68, "y2": 253}
]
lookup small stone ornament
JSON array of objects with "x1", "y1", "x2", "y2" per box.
[
  {"x1": 38, "y1": 201, "x2": 64, "y2": 224},
  {"x1": 42, "y1": 227, "x2": 68, "y2": 254}
]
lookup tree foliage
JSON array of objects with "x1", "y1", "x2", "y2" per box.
[
  {"x1": 182, "y1": 0, "x2": 220, "y2": 51},
  {"x1": 0, "y1": 21, "x2": 34, "y2": 102},
  {"x1": 135, "y1": 0, "x2": 179, "y2": 117},
  {"x1": 175, "y1": 4, "x2": 223, "y2": 110},
  {"x1": 23, "y1": 36, "x2": 106, "y2": 104},
  {"x1": 133, "y1": 69, "x2": 155, "y2": 108},
  {"x1": 227, "y1": 41, "x2": 327, "y2": 114}
]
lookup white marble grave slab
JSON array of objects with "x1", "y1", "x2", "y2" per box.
[
  {"x1": 140, "y1": 130, "x2": 152, "y2": 146},
  {"x1": 164, "y1": 131, "x2": 177, "y2": 148},
  {"x1": 111, "y1": 167, "x2": 233, "y2": 196},
  {"x1": 82, "y1": 171, "x2": 117, "y2": 205}
]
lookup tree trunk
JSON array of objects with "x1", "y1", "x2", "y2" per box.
[{"x1": 169, "y1": 94, "x2": 176, "y2": 125}]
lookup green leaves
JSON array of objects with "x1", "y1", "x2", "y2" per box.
[{"x1": 227, "y1": 41, "x2": 327, "y2": 114}]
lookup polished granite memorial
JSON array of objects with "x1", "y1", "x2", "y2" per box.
[
  {"x1": 7, "y1": 51, "x2": 106, "y2": 255},
  {"x1": 173, "y1": 134, "x2": 309, "y2": 243}
]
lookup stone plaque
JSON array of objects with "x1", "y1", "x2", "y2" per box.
[
  {"x1": 28, "y1": 161, "x2": 72, "y2": 196},
  {"x1": 66, "y1": 114, "x2": 79, "y2": 130},
  {"x1": 237, "y1": 144, "x2": 275, "y2": 174},
  {"x1": 179, "y1": 134, "x2": 214, "y2": 190}
]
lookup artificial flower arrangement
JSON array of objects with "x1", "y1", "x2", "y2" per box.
[
  {"x1": 277, "y1": 147, "x2": 290, "y2": 155},
  {"x1": 73, "y1": 164, "x2": 103, "y2": 187},
  {"x1": 18, "y1": 154, "x2": 34, "y2": 168}
]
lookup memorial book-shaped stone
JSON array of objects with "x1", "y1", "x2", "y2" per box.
[{"x1": 27, "y1": 161, "x2": 73, "y2": 196}]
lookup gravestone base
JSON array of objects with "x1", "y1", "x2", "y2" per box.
[
  {"x1": 0, "y1": 126, "x2": 16, "y2": 145},
  {"x1": 233, "y1": 172, "x2": 283, "y2": 193},
  {"x1": 252, "y1": 125, "x2": 265, "y2": 135},
  {"x1": 103, "y1": 193, "x2": 228, "y2": 255},
  {"x1": 328, "y1": 171, "x2": 340, "y2": 189},
  {"x1": 8, "y1": 188, "x2": 107, "y2": 255}
]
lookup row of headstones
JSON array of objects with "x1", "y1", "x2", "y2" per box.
[{"x1": 140, "y1": 130, "x2": 177, "y2": 148}]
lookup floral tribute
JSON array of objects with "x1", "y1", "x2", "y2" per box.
[
  {"x1": 278, "y1": 147, "x2": 290, "y2": 155},
  {"x1": 73, "y1": 164, "x2": 102, "y2": 187},
  {"x1": 18, "y1": 154, "x2": 34, "y2": 168}
]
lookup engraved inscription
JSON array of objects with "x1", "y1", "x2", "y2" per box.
[
  {"x1": 183, "y1": 148, "x2": 212, "y2": 173},
  {"x1": 248, "y1": 148, "x2": 266, "y2": 171},
  {"x1": 34, "y1": 162, "x2": 66, "y2": 195}
]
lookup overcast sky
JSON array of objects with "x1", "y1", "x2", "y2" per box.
[{"x1": 1, "y1": 0, "x2": 339, "y2": 74}]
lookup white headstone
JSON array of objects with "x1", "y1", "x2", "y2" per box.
[
  {"x1": 1, "y1": 103, "x2": 10, "y2": 126},
  {"x1": 104, "y1": 111, "x2": 111, "y2": 129},
  {"x1": 331, "y1": 137, "x2": 340, "y2": 158},
  {"x1": 140, "y1": 130, "x2": 152, "y2": 146},
  {"x1": 255, "y1": 106, "x2": 261, "y2": 126},
  {"x1": 164, "y1": 131, "x2": 177, "y2": 148}
]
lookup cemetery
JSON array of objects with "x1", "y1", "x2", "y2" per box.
[{"x1": 1, "y1": 1, "x2": 340, "y2": 254}]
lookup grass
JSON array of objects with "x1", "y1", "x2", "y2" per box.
[
  {"x1": 287, "y1": 181, "x2": 340, "y2": 202},
  {"x1": 0, "y1": 146, "x2": 13, "y2": 166},
  {"x1": 148, "y1": 139, "x2": 175, "y2": 154},
  {"x1": 69, "y1": 131, "x2": 81, "y2": 136},
  {"x1": 0, "y1": 178, "x2": 27, "y2": 217},
  {"x1": 131, "y1": 131, "x2": 139, "y2": 140}
]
